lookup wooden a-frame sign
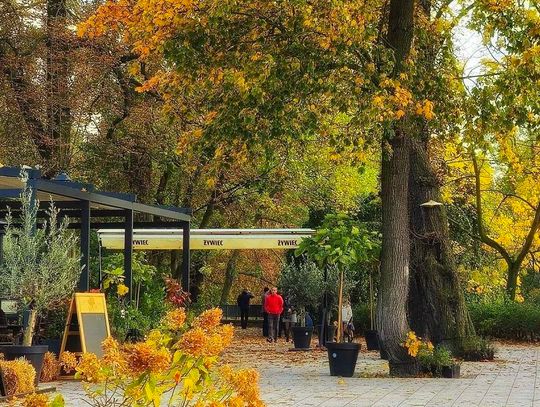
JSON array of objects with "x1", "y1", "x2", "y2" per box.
[{"x1": 60, "y1": 293, "x2": 111, "y2": 364}]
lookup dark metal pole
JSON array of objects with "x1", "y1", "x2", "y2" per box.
[
  {"x1": 319, "y1": 267, "x2": 329, "y2": 347},
  {"x1": 182, "y1": 222, "x2": 190, "y2": 292},
  {"x1": 124, "y1": 209, "x2": 134, "y2": 302},
  {"x1": 78, "y1": 200, "x2": 91, "y2": 291}
]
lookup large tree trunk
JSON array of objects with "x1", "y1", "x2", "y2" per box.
[
  {"x1": 377, "y1": 129, "x2": 417, "y2": 376},
  {"x1": 408, "y1": 138, "x2": 475, "y2": 347},
  {"x1": 376, "y1": 0, "x2": 417, "y2": 376}
]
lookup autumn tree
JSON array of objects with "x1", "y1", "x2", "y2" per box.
[
  {"x1": 79, "y1": 0, "x2": 476, "y2": 374},
  {"x1": 405, "y1": 1, "x2": 475, "y2": 344},
  {"x1": 461, "y1": 0, "x2": 540, "y2": 300}
]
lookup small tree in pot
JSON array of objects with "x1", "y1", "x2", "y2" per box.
[
  {"x1": 279, "y1": 259, "x2": 325, "y2": 349},
  {"x1": 296, "y1": 213, "x2": 380, "y2": 376},
  {"x1": 0, "y1": 180, "x2": 81, "y2": 382}
]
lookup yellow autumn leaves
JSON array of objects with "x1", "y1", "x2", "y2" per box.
[
  {"x1": 372, "y1": 81, "x2": 435, "y2": 123},
  {"x1": 403, "y1": 331, "x2": 433, "y2": 358},
  {"x1": 69, "y1": 307, "x2": 263, "y2": 406}
]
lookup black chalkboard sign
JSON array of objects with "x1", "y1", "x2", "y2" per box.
[
  {"x1": 80, "y1": 313, "x2": 108, "y2": 357},
  {"x1": 60, "y1": 293, "x2": 111, "y2": 370}
]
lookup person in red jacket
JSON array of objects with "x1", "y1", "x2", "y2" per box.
[{"x1": 264, "y1": 287, "x2": 284, "y2": 343}]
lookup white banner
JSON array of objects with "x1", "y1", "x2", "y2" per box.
[{"x1": 98, "y1": 229, "x2": 314, "y2": 250}]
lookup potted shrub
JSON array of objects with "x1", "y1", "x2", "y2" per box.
[
  {"x1": 0, "y1": 182, "x2": 81, "y2": 383},
  {"x1": 279, "y1": 259, "x2": 325, "y2": 349},
  {"x1": 458, "y1": 335, "x2": 495, "y2": 361},
  {"x1": 326, "y1": 266, "x2": 362, "y2": 377},
  {"x1": 297, "y1": 213, "x2": 380, "y2": 377},
  {"x1": 365, "y1": 270, "x2": 380, "y2": 351},
  {"x1": 433, "y1": 346, "x2": 461, "y2": 378},
  {"x1": 415, "y1": 339, "x2": 461, "y2": 378}
]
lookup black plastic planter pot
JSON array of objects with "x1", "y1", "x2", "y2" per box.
[
  {"x1": 441, "y1": 364, "x2": 460, "y2": 378},
  {"x1": 326, "y1": 342, "x2": 361, "y2": 377},
  {"x1": 292, "y1": 326, "x2": 313, "y2": 349},
  {"x1": 365, "y1": 330, "x2": 379, "y2": 351},
  {"x1": 0, "y1": 345, "x2": 48, "y2": 385}
]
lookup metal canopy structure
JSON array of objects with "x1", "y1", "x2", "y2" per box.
[
  {"x1": 98, "y1": 228, "x2": 315, "y2": 250},
  {"x1": 0, "y1": 166, "x2": 192, "y2": 297}
]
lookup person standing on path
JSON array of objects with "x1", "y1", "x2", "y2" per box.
[
  {"x1": 281, "y1": 296, "x2": 297, "y2": 342},
  {"x1": 264, "y1": 287, "x2": 284, "y2": 343},
  {"x1": 237, "y1": 289, "x2": 254, "y2": 329},
  {"x1": 341, "y1": 298, "x2": 354, "y2": 342},
  {"x1": 262, "y1": 287, "x2": 270, "y2": 337}
]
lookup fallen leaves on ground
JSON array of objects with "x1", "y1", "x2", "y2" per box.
[{"x1": 220, "y1": 327, "x2": 327, "y2": 367}]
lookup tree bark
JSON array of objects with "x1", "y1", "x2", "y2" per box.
[
  {"x1": 378, "y1": 129, "x2": 417, "y2": 376},
  {"x1": 405, "y1": 0, "x2": 475, "y2": 347},
  {"x1": 376, "y1": 0, "x2": 417, "y2": 377},
  {"x1": 507, "y1": 263, "x2": 520, "y2": 300},
  {"x1": 220, "y1": 251, "x2": 240, "y2": 304},
  {"x1": 22, "y1": 308, "x2": 37, "y2": 346},
  {"x1": 408, "y1": 138, "x2": 475, "y2": 347},
  {"x1": 46, "y1": 0, "x2": 72, "y2": 173}
]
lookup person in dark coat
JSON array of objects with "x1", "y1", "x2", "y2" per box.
[
  {"x1": 262, "y1": 287, "x2": 270, "y2": 336},
  {"x1": 237, "y1": 289, "x2": 254, "y2": 329}
]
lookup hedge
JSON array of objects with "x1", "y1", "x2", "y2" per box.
[{"x1": 468, "y1": 301, "x2": 540, "y2": 340}]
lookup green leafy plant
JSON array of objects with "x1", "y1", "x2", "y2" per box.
[
  {"x1": 296, "y1": 213, "x2": 380, "y2": 341},
  {"x1": 432, "y1": 346, "x2": 454, "y2": 369},
  {"x1": 101, "y1": 252, "x2": 157, "y2": 306},
  {"x1": 279, "y1": 259, "x2": 326, "y2": 326},
  {"x1": 0, "y1": 177, "x2": 81, "y2": 346},
  {"x1": 417, "y1": 344, "x2": 456, "y2": 376},
  {"x1": 458, "y1": 335, "x2": 495, "y2": 361},
  {"x1": 296, "y1": 213, "x2": 381, "y2": 269}
]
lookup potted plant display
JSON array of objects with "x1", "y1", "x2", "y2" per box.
[
  {"x1": 279, "y1": 259, "x2": 325, "y2": 349},
  {"x1": 364, "y1": 270, "x2": 380, "y2": 351},
  {"x1": 326, "y1": 266, "x2": 362, "y2": 377},
  {"x1": 433, "y1": 346, "x2": 461, "y2": 378},
  {"x1": 413, "y1": 335, "x2": 461, "y2": 378},
  {"x1": 0, "y1": 180, "x2": 81, "y2": 383},
  {"x1": 296, "y1": 213, "x2": 380, "y2": 377}
]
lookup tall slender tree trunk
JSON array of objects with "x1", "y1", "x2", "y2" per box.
[
  {"x1": 507, "y1": 262, "x2": 520, "y2": 300},
  {"x1": 408, "y1": 138, "x2": 475, "y2": 346},
  {"x1": 376, "y1": 0, "x2": 417, "y2": 376},
  {"x1": 46, "y1": 0, "x2": 72, "y2": 173},
  {"x1": 220, "y1": 251, "x2": 240, "y2": 304}
]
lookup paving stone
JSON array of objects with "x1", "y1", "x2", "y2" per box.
[{"x1": 41, "y1": 343, "x2": 540, "y2": 406}]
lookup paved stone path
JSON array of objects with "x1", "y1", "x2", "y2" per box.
[{"x1": 45, "y1": 343, "x2": 540, "y2": 406}]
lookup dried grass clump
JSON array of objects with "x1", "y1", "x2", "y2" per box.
[
  {"x1": 40, "y1": 352, "x2": 60, "y2": 382},
  {"x1": 0, "y1": 358, "x2": 36, "y2": 395}
]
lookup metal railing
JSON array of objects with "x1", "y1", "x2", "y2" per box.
[{"x1": 219, "y1": 304, "x2": 263, "y2": 320}]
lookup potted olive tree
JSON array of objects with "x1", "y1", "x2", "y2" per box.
[
  {"x1": 0, "y1": 182, "x2": 81, "y2": 382},
  {"x1": 296, "y1": 213, "x2": 380, "y2": 377},
  {"x1": 279, "y1": 259, "x2": 325, "y2": 349}
]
